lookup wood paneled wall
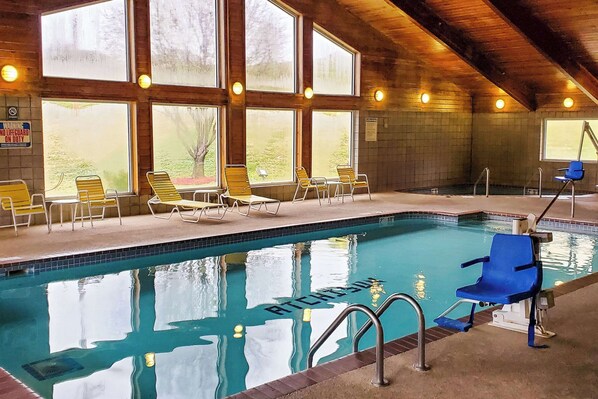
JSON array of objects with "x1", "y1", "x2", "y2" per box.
[{"x1": 0, "y1": 0, "x2": 471, "y2": 200}]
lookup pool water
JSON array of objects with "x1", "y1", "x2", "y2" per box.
[{"x1": 0, "y1": 219, "x2": 595, "y2": 398}]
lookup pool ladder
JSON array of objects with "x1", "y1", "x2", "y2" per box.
[
  {"x1": 306, "y1": 293, "x2": 429, "y2": 387},
  {"x1": 523, "y1": 167, "x2": 543, "y2": 197},
  {"x1": 473, "y1": 167, "x2": 490, "y2": 197}
]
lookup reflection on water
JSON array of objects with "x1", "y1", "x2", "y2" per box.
[{"x1": 0, "y1": 220, "x2": 596, "y2": 398}]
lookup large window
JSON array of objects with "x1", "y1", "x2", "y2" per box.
[
  {"x1": 246, "y1": 109, "x2": 295, "y2": 183},
  {"x1": 245, "y1": 0, "x2": 296, "y2": 92},
  {"x1": 42, "y1": 100, "x2": 132, "y2": 196},
  {"x1": 152, "y1": 104, "x2": 219, "y2": 189},
  {"x1": 41, "y1": 0, "x2": 128, "y2": 81},
  {"x1": 312, "y1": 111, "x2": 353, "y2": 177},
  {"x1": 313, "y1": 29, "x2": 355, "y2": 95},
  {"x1": 543, "y1": 119, "x2": 598, "y2": 161},
  {"x1": 150, "y1": 0, "x2": 218, "y2": 87}
]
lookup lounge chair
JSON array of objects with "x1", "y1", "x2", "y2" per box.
[
  {"x1": 0, "y1": 179, "x2": 49, "y2": 235},
  {"x1": 292, "y1": 167, "x2": 329, "y2": 206},
  {"x1": 75, "y1": 175, "x2": 122, "y2": 226},
  {"x1": 336, "y1": 165, "x2": 371, "y2": 201},
  {"x1": 222, "y1": 164, "x2": 280, "y2": 216},
  {"x1": 146, "y1": 171, "x2": 228, "y2": 222},
  {"x1": 434, "y1": 234, "x2": 544, "y2": 347}
]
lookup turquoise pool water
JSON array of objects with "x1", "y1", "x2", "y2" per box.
[{"x1": 0, "y1": 219, "x2": 595, "y2": 398}]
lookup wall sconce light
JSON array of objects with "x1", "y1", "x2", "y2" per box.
[
  {"x1": 304, "y1": 87, "x2": 314, "y2": 99},
  {"x1": 137, "y1": 74, "x2": 152, "y2": 89},
  {"x1": 302, "y1": 308, "x2": 312, "y2": 322},
  {"x1": 232, "y1": 81, "x2": 244, "y2": 95},
  {"x1": 233, "y1": 324, "x2": 244, "y2": 338},
  {"x1": 563, "y1": 97, "x2": 574, "y2": 108},
  {"x1": 1, "y1": 65, "x2": 18, "y2": 82},
  {"x1": 420, "y1": 92, "x2": 430, "y2": 104},
  {"x1": 495, "y1": 99, "x2": 505, "y2": 110},
  {"x1": 374, "y1": 90, "x2": 384, "y2": 102},
  {"x1": 144, "y1": 352, "x2": 155, "y2": 367}
]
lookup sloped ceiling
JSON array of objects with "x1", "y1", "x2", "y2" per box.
[{"x1": 336, "y1": 0, "x2": 598, "y2": 110}]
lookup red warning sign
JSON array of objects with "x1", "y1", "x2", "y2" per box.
[{"x1": 0, "y1": 121, "x2": 31, "y2": 148}]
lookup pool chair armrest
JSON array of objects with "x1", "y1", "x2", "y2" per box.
[
  {"x1": 461, "y1": 256, "x2": 490, "y2": 268},
  {"x1": 78, "y1": 189, "x2": 90, "y2": 202},
  {"x1": 311, "y1": 176, "x2": 328, "y2": 184},
  {"x1": 514, "y1": 260, "x2": 542, "y2": 271},
  {"x1": 0, "y1": 195, "x2": 14, "y2": 210},
  {"x1": 105, "y1": 188, "x2": 119, "y2": 198},
  {"x1": 30, "y1": 193, "x2": 46, "y2": 205},
  {"x1": 357, "y1": 173, "x2": 369, "y2": 183},
  {"x1": 557, "y1": 167, "x2": 568, "y2": 171}
]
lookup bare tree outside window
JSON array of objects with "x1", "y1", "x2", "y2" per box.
[
  {"x1": 153, "y1": 105, "x2": 219, "y2": 189},
  {"x1": 41, "y1": 0, "x2": 128, "y2": 81},
  {"x1": 150, "y1": 0, "x2": 217, "y2": 87},
  {"x1": 245, "y1": 0, "x2": 296, "y2": 92}
]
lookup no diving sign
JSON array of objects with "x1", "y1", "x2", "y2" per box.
[{"x1": 0, "y1": 121, "x2": 31, "y2": 148}]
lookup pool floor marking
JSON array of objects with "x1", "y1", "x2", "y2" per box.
[{"x1": 265, "y1": 277, "x2": 385, "y2": 315}]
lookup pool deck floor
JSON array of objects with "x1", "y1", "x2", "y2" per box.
[{"x1": 1, "y1": 191, "x2": 598, "y2": 399}]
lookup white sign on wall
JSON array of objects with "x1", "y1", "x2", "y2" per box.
[{"x1": 365, "y1": 117, "x2": 378, "y2": 142}]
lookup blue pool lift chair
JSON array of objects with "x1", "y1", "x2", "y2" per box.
[
  {"x1": 554, "y1": 160, "x2": 584, "y2": 183},
  {"x1": 434, "y1": 234, "x2": 544, "y2": 347}
]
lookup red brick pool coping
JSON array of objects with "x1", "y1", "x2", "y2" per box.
[{"x1": 1, "y1": 263, "x2": 597, "y2": 399}]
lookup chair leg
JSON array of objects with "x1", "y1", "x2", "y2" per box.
[
  {"x1": 367, "y1": 185, "x2": 372, "y2": 200},
  {"x1": 115, "y1": 197, "x2": 122, "y2": 225},
  {"x1": 292, "y1": 184, "x2": 301, "y2": 203},
  {"x1": 315, "y1": 187, "x2": 321, "y2": 206},
  {"x1": 11, "y1": 211, "x2": 18, "y2": 236},
  {"x1": 302, "y1": 187, "x2": 309, "y2": 201}
]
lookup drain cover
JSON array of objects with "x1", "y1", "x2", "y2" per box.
[{"x1": 22, "y1": 356, "x2": 83, "y2": 381}]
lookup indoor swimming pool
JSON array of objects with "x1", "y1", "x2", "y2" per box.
[{"x1": 0, "y1": 218, "x2": 596, "y2": 398}]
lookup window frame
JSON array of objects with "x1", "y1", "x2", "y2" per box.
[
  {"x1": 244, "y1": 0, "x2": 298, "y2": 94},
  {"x1": 151, "y1": 102, "x2": 222, "y2": 190},
  {"x1": 245, "y1": 106, "x2": 297, "y2": 186},
  {"x1": 40, "y1": 0, "x2": 131, "y2": 82},
  {"x1": 148, "y1": 0, "x2": 220, "y2": 88},
  {"x1": 312, "y1": 26, "x2": 358, "y2": 97},
  {"x1": 542, "y1": 118, "x2": 598, "y2": 163},
  {"x1": 41, "y1": 98, "x2": 135, "y2": 199},
  {"x1": 311, "y1": 109, "x2": 355, "y2": 179}
]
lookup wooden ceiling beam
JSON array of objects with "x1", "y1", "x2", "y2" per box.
[
  {"x1": 483, "y1": 0, "x2": 598, "y2": 105},
  {"x1": 386, "y1": 0, "x2": 536, "y2": 110}
]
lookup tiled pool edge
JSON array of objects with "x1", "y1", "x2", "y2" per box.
[
  {"x1": 226, "y1": 272, "x2": 598, "y2": 399},
  {"x1": 0, "y1": 210, "x2": 478, "y2": 276},
  {"x1": 3, "y1": 209, "x2": 598, "y2": 277}
]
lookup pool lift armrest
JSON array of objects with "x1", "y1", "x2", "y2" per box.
[{"x1": 461, "y1": 256, "x2": 489, "y2": 268}]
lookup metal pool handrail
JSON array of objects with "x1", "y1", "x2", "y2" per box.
[
  {"x1": 307, "y1": 304, "x2": 388, "y2": 387},
  {"x1": 523, "y1": 167, "x2": 543, "y2": 198},
  {"x1": 473, "y1": 167, "x2": 490, "y2": 197},
  {"x1": 352, "y1": 293, "x2": 429, "y2": 372}
]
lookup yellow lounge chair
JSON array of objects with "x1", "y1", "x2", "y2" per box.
[
  {"x1": 0, "y1": 179, "x2": 49, "y2": 235},
  {"x1": 293, "y1": 166, "x2": 329, "y2": 206},
  {"x1": 76, "y1": 175, "x2": 122, "y2": 226},
  {"x1": 336, "y1": 165, "x2": 371, "y2": 201},
  {"x1": 146, "y1": 171, "x2": 228, "y2": 222},
  {"x1": 222, "y1": 164, "x2": 280, "y2": 216}
]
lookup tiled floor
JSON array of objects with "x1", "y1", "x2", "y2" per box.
[{"x1": 1, "y1": 191, "x2": 598, "y2": 398}]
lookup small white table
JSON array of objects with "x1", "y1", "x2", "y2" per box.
[
  {"x1": 193, "y1": 189, "x2": 223, "y2": 204},
  {"x1": 326, "y1": 181, "x2": 346, "y2": 204},
  {"x1": 48, "y1": 199, "x2": 80, "y2": 232}
]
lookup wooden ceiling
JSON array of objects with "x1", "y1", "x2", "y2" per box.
[
  {"x1": 336, "y1": 0, "x2": 598, "y2": 110},
  {"x1": 28, "y1": 0, "x2": 598, "y2": 110}
]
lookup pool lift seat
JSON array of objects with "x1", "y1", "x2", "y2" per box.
[{"x1": 434, "y1": 234, "x2": 545, "y2": 347}]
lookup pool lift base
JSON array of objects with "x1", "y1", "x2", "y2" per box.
[{"x1": 491, "y1": 293, "x2": 556, "y2": 339}]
